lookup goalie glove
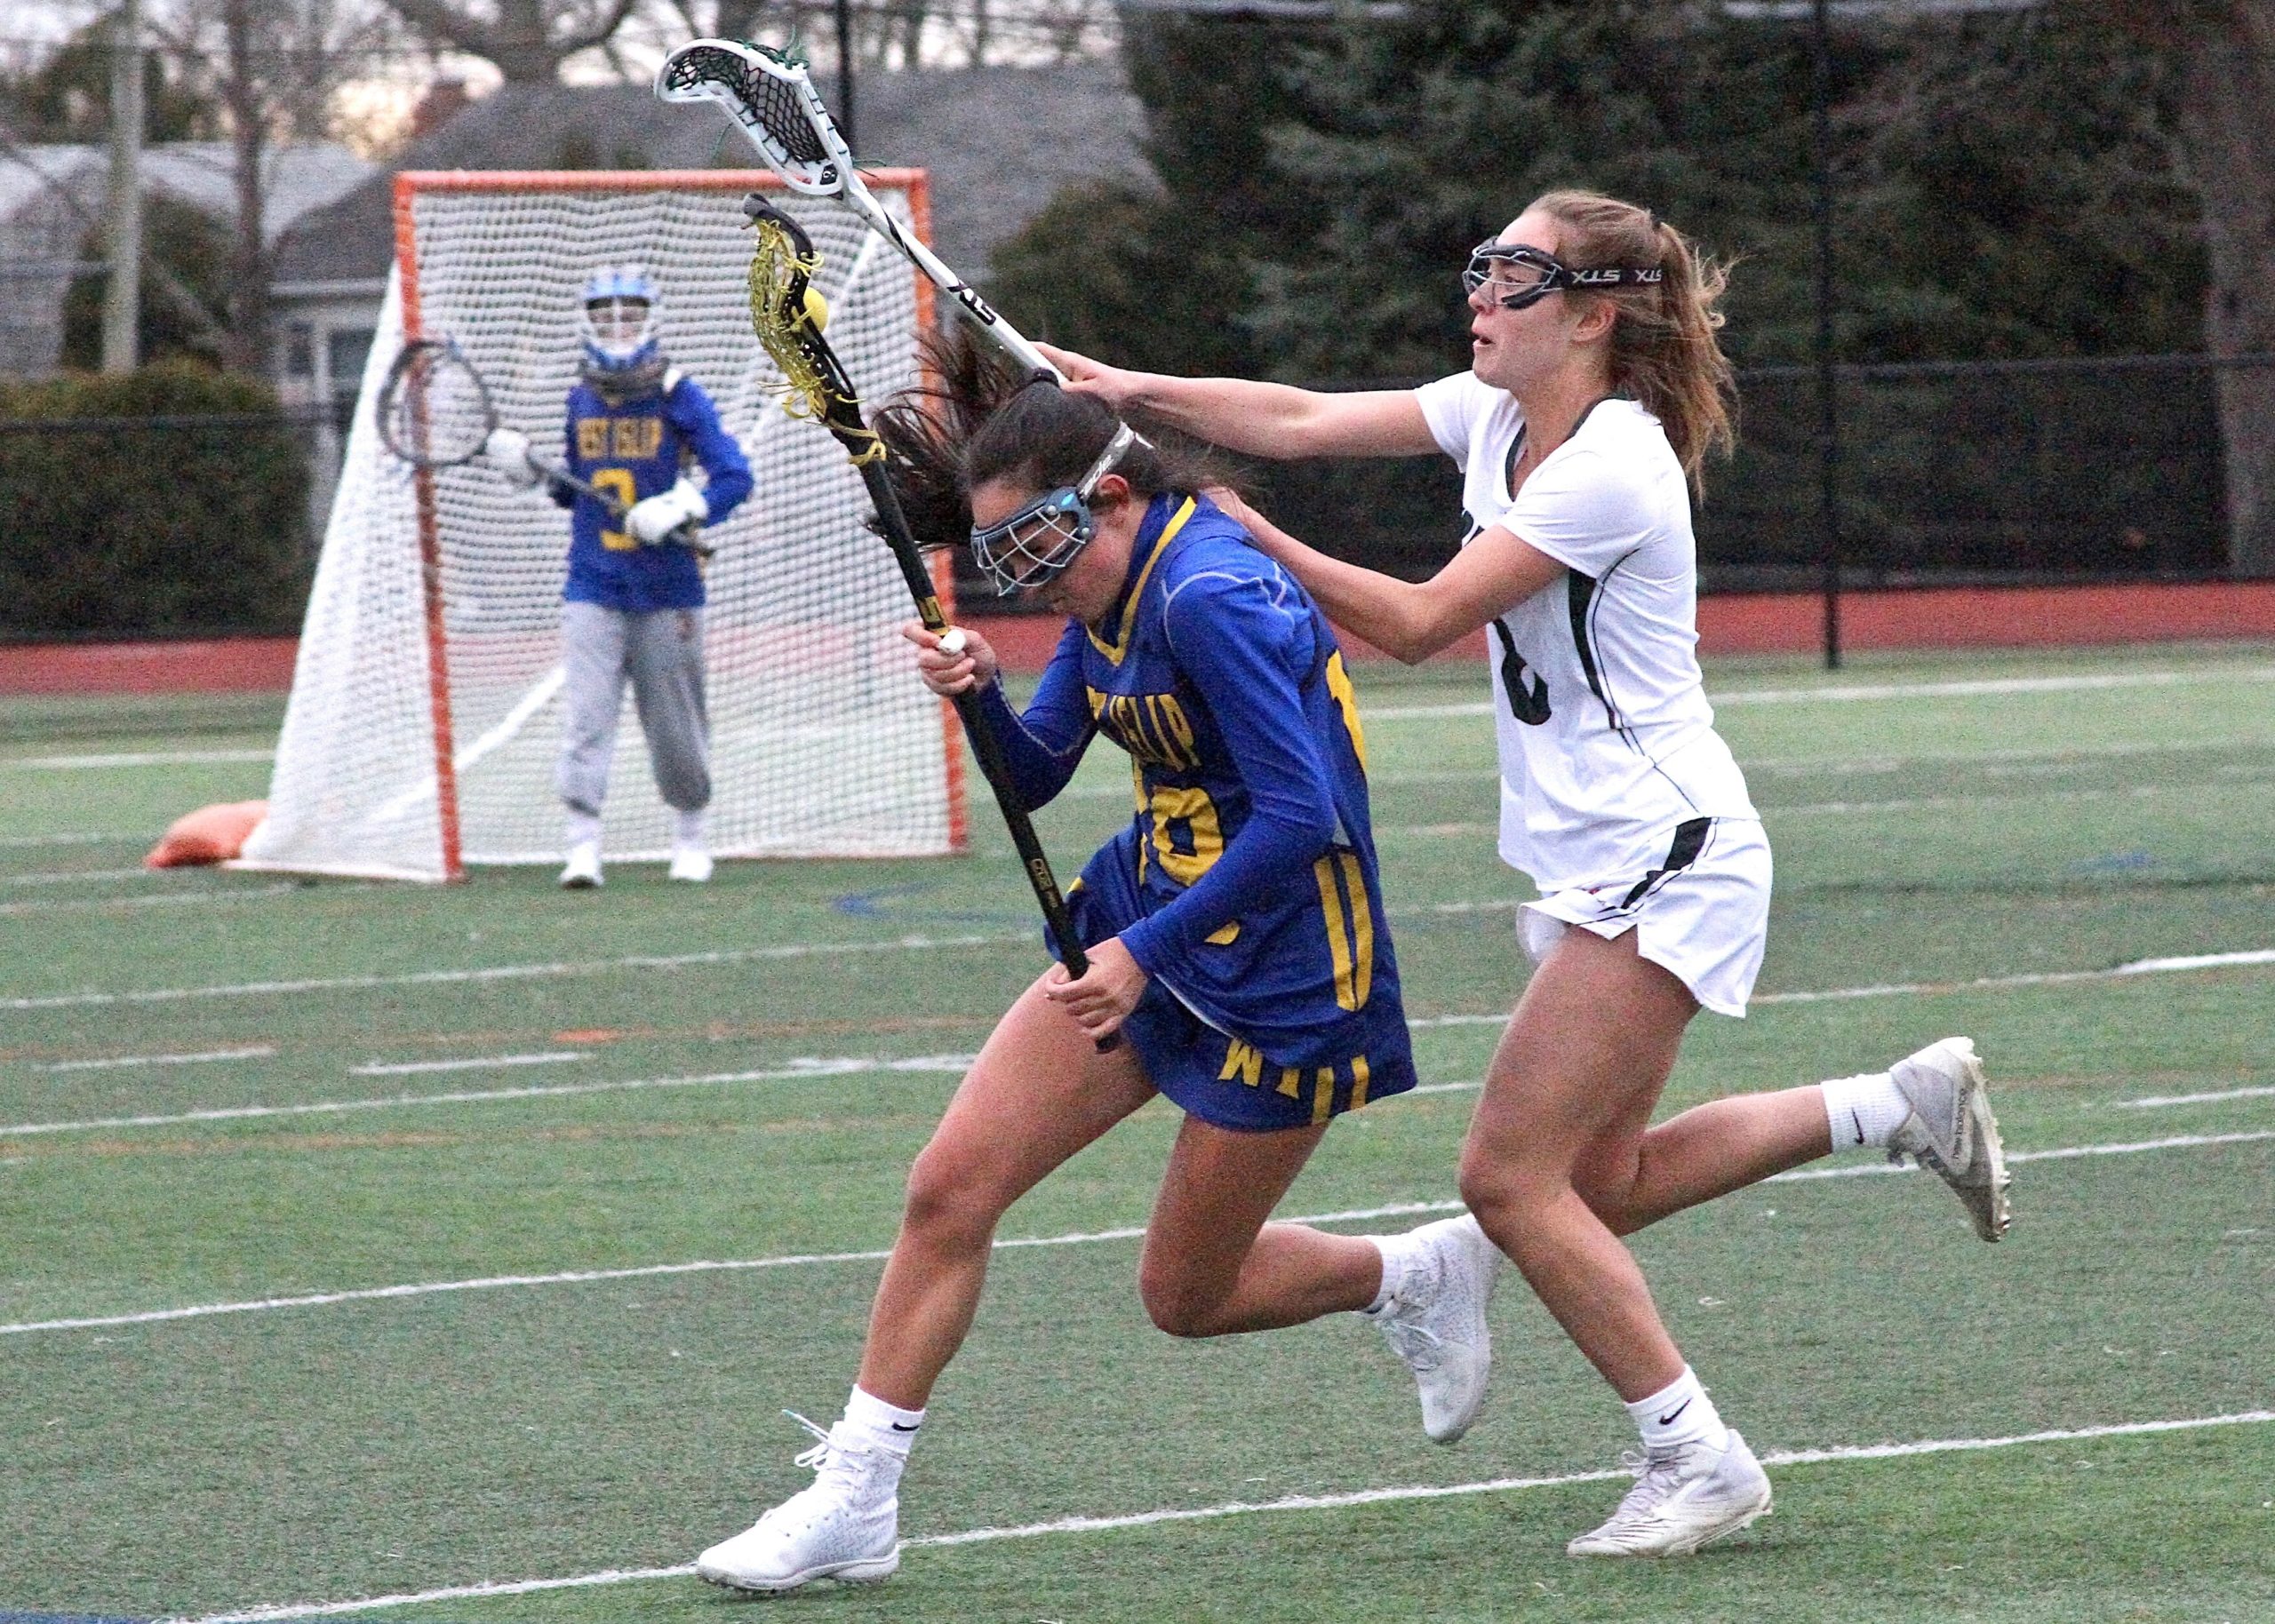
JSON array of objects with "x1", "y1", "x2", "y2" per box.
[
  {"x1": 627, "y1": 476, "x2": 709, "y2": 545},
  {"x1": 483, "y1": 426, "x2": 543, "y2": 490}
]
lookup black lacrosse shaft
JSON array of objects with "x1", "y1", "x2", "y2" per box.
[{"x1": 842, "y1": 450, "x2": 1118, "y2": 1051}]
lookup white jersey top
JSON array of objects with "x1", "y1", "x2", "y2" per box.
[{"x1": 1415, "y1": 372, "x2": 1758, "y2": 892}]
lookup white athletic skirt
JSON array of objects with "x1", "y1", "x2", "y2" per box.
[{"x1": 1518, "y1": 816, "x2": 1771, "y2": 1018}]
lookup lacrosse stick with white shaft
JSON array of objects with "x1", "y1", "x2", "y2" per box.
[{"x1": 655, "y1": 39, "x2": 1061, "y2": 382}]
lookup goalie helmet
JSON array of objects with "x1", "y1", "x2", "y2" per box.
[{"x1": 579, "y1": 266, "x2": 662, "y2": 375}]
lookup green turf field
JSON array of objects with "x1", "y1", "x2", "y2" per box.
[{"x1": 3, "y1": 642, "x2": 2271, "y2": 1624}]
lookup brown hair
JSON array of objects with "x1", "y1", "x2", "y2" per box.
[
  {"x1": 873, "y1": 329, "x2": 1233, "y2": 552},
  {"x1": 1530, "y1": 189, "x2": 1736, "y2": 497}
]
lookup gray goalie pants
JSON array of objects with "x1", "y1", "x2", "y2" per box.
[{"x1": 555, "y1": 601, "x2": 712, "y2": 816}]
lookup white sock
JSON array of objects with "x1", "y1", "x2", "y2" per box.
[
  {"x1": 839, "y1": 1386, "x2": 923, "y2": 1496},
  {"x1": 674, "y1": 807, "x2": 706, "y2": 846},
  {"x1": 1361, "y1": 1233, "x2": 1417, "y2": 1316},
  {"x1": 1822, "y1": 1071, "x2": 1912, "y2": 1150},
  {"x1": 1626, "y1": 1365, "x2": 1727, "y2": 1453},
  {"x1": 563, "y1": 808, "x2": 602, "y2": 849}
]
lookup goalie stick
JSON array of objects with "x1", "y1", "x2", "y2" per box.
[
  {"x1": 656, "y1": 39, "x2": 1061, "y2": 383},
  {"x1": 737, "y1": 192, "x2": 1114, "y2": 1049},
  {"x1": 375, "y1": 337, "x2": 714, "y2": 555}
]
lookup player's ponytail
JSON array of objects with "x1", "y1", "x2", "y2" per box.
[
  {"x1": 1532, "y1": 190, "x2": 1736, "y2": 498},
  {"x1": 874, "y1": 329, "x2": 1235, "y2": 551}
]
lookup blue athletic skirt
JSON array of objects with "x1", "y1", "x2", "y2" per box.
[{"x1": 1056, "y1": 845, "x2": 1417, "y2": 1134}]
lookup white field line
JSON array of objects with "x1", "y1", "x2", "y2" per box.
[
  {"x1": 171, "y1": 1408, "x2": 2275, "y2": 1623},
  {"x1": 0, "y1": 865, "x2": 164, "y2": 887},
  {"x1": 37, "y1": 1045, "x2": 276, "y2": 1074},
  {"x1": 348, "y1": 1052, "x2": 589, "y2": 1078},
  {"x1": 18, "y1": 941, "x2": 2275, "y2": 1132},
  {"x1": 0, "y1": 884, "x2": 300, "y2": 919},
  {"x1": 0, "y1": 1054, "x2": 982, "y2": 1139},
  {"x1": 12, "y1": 1130, "x2": 2274, "y2": 1340},
  {"x1": 0, "y1": 1198, "x2": 1449, "y2": 1338},
  {"x1": 0, "y1": 930, "x2": 1032, "y2": 1012},
  {"x1": 2117, "y1": 1084, "x2": 2275, "y2": 1109},
  {"x1": 2, "y1": 748, "x2": 275, "y2": 770},
  {"x1": 0, "y1": 830, "x2": 135, "y2": 848},
  {"x1": 1362, "y1": 667, "x2": 2275, "y2": 724}
]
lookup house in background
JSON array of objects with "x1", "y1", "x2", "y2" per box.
[
  {"x1": 0, "y1": 141, "x2": 374, "y2": 378},
  {"x1": 268, "y1": 61, "x2": 1152, "y2": 421}
]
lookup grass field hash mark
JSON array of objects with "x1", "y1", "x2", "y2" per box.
[
  {"x1": 34, "y1": 1046, "x2": 276, "y2": 1074},
  {"x1": 12, "y1": 1130, "x2": 2271, "y2": 1338},
  {"x1": 347, "y1": 1053, "x2": 590, "y2": 1077},
  {"x1": 166, "y1": 1409, "x2": 2275, "y2": 1624}
]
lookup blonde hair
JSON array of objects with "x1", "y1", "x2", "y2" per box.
[{"x1": 1530, "y1": 189, "x2": 1736, "y2": 496}]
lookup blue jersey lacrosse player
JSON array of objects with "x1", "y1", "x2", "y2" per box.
[
  {"x1": 691, "y1": 351, "x2": 1505, "y2": 1597},
  {"x1": 483, "y1": 267, "x2": 754, "y2": 887}
]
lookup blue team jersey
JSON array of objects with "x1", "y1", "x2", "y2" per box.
[
  {"x1": 976, "y1": 492, "x2": 1412, "y2": 1129},
  {"x1": 556, "y1": 372, "x2": 754, "y2": 612}
]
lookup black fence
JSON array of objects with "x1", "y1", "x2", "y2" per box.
[
  {"x1": 2, "y1": 352, "x2": 2266, "y2": 641},
  {"x1": 949, "y1": 351, "x2": 2270, "y2": 607}
]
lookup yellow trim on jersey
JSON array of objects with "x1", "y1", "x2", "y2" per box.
[
  {"x1": 1086, "y1": 497, "x2": 1197, "y2": 665},
  {"x1": 1338, "y1": 849, "x2": 1376, "y2": 1009},
  {"x1": 1311, "y1": 1066, "x2": 1335, "y2": 1126},
  {"x1": 1349, "y1": 1054, "x2": 1371, "y2": 1109},
  {"x1": 1313, "y1": 851, "x2": 1375, "y2": 1014},
  {"x1": 1322, "y1": 649, "x2": 1369, "y2": 775}
]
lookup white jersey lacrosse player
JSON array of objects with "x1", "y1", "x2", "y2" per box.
[
  {"x1": 1414, "y1": 377, "x2": 1770, "y2": 1017},
  {"x1": 1036, "y1": 186, "x2": 2013, "y2": 1562}
]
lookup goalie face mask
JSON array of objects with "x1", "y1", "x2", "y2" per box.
[
  {"x1": 579, "y1": 267, "x2": 662, "y2": 373},
  {"x1": 970, "y1": 421, "x2": 1138, "y2": 598},
  {"x1": 1463, "y1": 241, "x2": 1664, "y2": 311}
]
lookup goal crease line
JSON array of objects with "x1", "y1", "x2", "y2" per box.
[{"x1": 165, "y1": 1409, "x2": 2275, "y2": 1623}]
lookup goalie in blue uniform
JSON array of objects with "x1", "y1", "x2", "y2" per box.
[
  {"x1": 691, "y1": 343, "x2": 1505, "y2": 1597},
  {"x1": 483, "y1": 267, "x2": 754, "y2": 887}
]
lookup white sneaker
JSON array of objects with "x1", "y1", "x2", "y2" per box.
[
  {"x1": 667, "y1": 841, "x2": 713, "y2": 883},
  {"x1": 695, "y1": 1414, "x2": 900, "y2": 1594},
  {"x1": 1566, "y1": 1429, "x2": 1774, "y2": 1557},
  {"x1": 1888, "y1": 1036, "x2": 2011, "y2": 1241},
  {"x1": 1369, "y1": 1213, "x2": 1503, "y2": 1444},
  {"x1": 557, "y1": 840, "x2": 603, "y2": 889}
]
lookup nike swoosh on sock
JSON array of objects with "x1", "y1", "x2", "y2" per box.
[{"x1": 1656, "y1": 1397, "x2": 1692, "y2": 1426}]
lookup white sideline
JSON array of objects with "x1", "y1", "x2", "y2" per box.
[
  {"x1": 168, "y1": 1408, "x2": 2275, "y2": 1623},
  {"x1": 348, "y1": 1052, "x2": 588, "y2": 1077},
  {"x1": 0, "y1": 865, "x2": 164, "y2": 887},
  {"x1": 0, "y1": 1054, "x2": 979, "y2": 1138},
  {"x1": 11, "y1": 1130, "x2": 2273, "y2": 1340},
  {"x1": 1362, "y1": 667, "x2": 2275, "y2": 723},
  {"x1": 2118, "y1": 1084, "x2": 2275, "y2": 1109},
  {"x1": 2, "y1": 748, "x2": 275, "y2": 769},
  {"x1": 39, "y1": 1045, "x2": 276, "y2": 1074},
  {"x1": 0, "y1": 884, "x2": 301, "y2": 919},
  {"x1": 0, "y1": 1199, "x2": 1451, "y2": 1338},
  {"x1": 7, "y1": 945, "x2": 2271, "y2": 1135}
]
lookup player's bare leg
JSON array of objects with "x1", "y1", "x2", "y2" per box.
[
  {"x1": 1135, "y1": 1116, "x2": 1374, "y2": 1336},
  {"x1": 1458, "y1": 927, "x2": 1770, "y2": 1556},
  {"x1": 698, "y1": 973, "x2": 1153, "y2": 1595},
  {"x1": 856, "y1": 975, "x2": 1157, "y2": 1407}
]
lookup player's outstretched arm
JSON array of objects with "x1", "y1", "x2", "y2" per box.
[
  {"x1": 1040, "y1": 342, "x2": 1439, "y2": 462},
  {"x1": 1218, "y1": 492, "x2": 1562, "y2": 665},
  {"x1": 899, "y1": 620, "x2": 1096, "y2": 811}
]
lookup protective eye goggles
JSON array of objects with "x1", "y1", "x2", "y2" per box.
[
  {"x1": 970, "y1": 420, "x2": 1138, "y2": 598},
  {"x1": 1462, "y1": 241, "x2": 1664, "y2": 311},
  {"x1": 583, "y1": 297, "x2": 653, "y2": 342}
]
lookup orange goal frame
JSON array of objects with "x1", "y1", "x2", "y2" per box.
[{"x1": 388, "y1": 168, "x2": 962, "y2": 880}]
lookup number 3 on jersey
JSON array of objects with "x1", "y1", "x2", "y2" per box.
[
  {"x1": 591, "y1": 467, "x2": 639, "y2": 550},
  {"x1": 1491, "y1": 620, "x2": 1551, "y2": 725}
]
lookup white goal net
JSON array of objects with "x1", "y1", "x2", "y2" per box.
[{"x1": 241, "y1": 169, "x2": 963, "y2": 881}]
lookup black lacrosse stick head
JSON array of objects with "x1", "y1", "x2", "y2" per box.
[{"x1": 659, "y1": 41, "x2": 834, "y2": 184}]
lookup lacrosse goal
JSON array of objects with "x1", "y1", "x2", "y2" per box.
[{"x1": 239, "y1": 169, "x2": 963, "y2": 881}]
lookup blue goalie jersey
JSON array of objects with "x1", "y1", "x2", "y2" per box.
[
  {"x1": 556, "y1": 371, "x2": 754, "y2": 613},
  {"x1": 975, "y1": 492, "x2": 1413, "y2": 1126}
]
